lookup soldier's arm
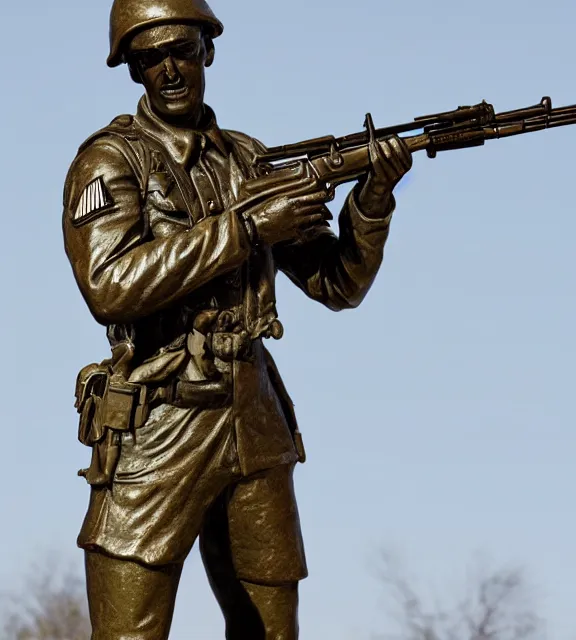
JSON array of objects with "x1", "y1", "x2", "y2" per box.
[
  {"x1": 63, "y1": 138, "x2": 251, "y2": 325},
  {"x1": 234, "y1": 133, "x2": 395, "y2": 311},
  {"x1": 272, "y1": 189, "x2": 394, "y2": 311}
]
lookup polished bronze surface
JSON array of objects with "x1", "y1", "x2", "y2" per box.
[
  {"x1": 63, "y1": 1, "x2": 576, "y2": 635},
  {"x1": 62, "y1": 2, "x2": 436, "y2": 638}
]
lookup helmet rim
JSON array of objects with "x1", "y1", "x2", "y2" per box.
[{"x1": 107, "y1": 0, "x2": 223, "y2": 68}]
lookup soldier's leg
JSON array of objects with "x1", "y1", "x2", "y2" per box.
[
  {"x1": 200, "y1": 464, "x2": 305, "y2": 640},
  {"x1": 85, "y1": 550, "x2": 183, "y2": 640},
  {"x1": 240, "y1": 580, "x2": 299, "y2": 640},
  {"x1": 201, "y1": 520, "x2": 300, "y2": 639}
]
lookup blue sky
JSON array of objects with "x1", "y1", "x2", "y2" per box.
[{"x1": 0, "y1": 0, "x2": 574, "y2": 638}]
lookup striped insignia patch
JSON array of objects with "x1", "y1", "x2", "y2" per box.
[{"x1": 74, "y1": 177, "x2": 112, "y2": 222}]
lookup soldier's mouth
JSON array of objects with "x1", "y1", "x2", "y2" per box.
[{"x1": 160, "y1": 81, "x2": 190, "y2": 100}]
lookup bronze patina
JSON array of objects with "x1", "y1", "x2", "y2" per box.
[
  {"x1": 63, "y1": 1, "x2": 574, "y2": 638},
  {"x1": 63, "y1": 2, "x2": 410, "y2": 637}
]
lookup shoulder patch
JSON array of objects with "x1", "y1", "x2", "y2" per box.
[{"x1": 73, "y1": 177, "x2": 113, "y2": 224}]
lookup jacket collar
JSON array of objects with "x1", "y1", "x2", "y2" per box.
[{"x1": 135, "y1": 96, "x2": 229, "y2": 166}]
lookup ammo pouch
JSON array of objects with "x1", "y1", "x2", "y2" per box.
[
  {"x1": 75, "y1": 362, "x2": 149, "y2": 487},
  {"x1": 210, "y1": 331, "x2": 252, "y2": 362},
  {"x1": 203, "y1": 310, "x2": 279, "y2": 363}
]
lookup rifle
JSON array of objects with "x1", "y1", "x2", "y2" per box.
[{"x1": 234, "y1": 97, "x2": 576, "y2": 208}]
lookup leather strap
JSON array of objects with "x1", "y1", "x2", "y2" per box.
[
  {"x1": 151, "y1": 378, "x2": 232, "y2": 410},
  {"x1": 134, "y1": 125, "x2": 203, "y2": 226}
]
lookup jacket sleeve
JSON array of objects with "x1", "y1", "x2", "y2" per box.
[
  {"x1": 273, "y1": 186, "x2": 395, "y2": 311},
  {"x1": 237, "y1": 133, "x2": 396, "y2": 312},
  {"x1": 63, "y1": 137, "x2": 251, "y2": 326}
]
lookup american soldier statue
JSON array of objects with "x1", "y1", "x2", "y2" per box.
[{"x1": 63, "y1": 0, "x2": 412, "y2": 638}]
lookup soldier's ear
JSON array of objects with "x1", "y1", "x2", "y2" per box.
[
  {"x1": 204, "y1": 37, "x2": 215, "y2": 67},
  {"x1": 128, "y1": 62, "x2": 144, "y2": 85}
]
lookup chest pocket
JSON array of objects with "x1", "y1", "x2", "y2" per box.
[
  {"x1": 145, "y1": 169, "x2": 192, "y2": 232},
  {"x1": 137, "y1": 131, "x2": 253, "y2": 236}
]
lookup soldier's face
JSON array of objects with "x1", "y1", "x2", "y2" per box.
[{"x1": 127, "y1": 24, "x2": 214, "y2": 122}]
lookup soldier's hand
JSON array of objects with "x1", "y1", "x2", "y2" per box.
[
  {"x1": 357, "y1": 135, "x2": 412, "y2": 218},
  {"x1": 247, "y1": 189, "x2": 332, "y2": 246}
]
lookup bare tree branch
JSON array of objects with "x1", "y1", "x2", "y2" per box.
[
  {"x1": 0, "y1": 561, "x2": 90, "y2": 640},
  {"x1": 375, "y1": 552, "x2": 543, "y2": 640}
]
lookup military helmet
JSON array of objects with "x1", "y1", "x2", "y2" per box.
[{"x1": 107, "y1": 0, "x2": 224, "y2": 68}]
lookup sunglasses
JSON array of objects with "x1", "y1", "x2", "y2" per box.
[{"x1": 127, "y1": 41, "x2": 203, "y2": 70}]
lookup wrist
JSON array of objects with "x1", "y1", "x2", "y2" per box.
[
  {"x1": 356, "y1": 183, "x2": 394, "y2": 219},
  {"x1": 361, "y1": 183, "x2": 389, "y2": 199}
]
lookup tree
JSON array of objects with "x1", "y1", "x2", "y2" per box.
[
  {"x1": 376, "y1": 553, "x2": 543, "y2": 640},
  {"x1": 0, "y1": 564, "x2": 90, "y2": 640}
]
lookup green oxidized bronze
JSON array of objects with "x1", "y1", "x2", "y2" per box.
[{"x1": 63, "y1": 1, "x2": 576, "y2": 638}]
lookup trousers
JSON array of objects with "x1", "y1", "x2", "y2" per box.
[
  {"x1": 85, "y1": 464, "x2": 304, "y2": 639},
  {"x1": 79, "y1": 403, "x2": 306, "y2": 579}
]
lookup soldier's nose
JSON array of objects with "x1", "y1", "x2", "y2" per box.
[{"x1": 163, "y1": 56, "x2": 178, "y2": 82}]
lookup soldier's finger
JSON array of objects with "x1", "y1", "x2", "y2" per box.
[
  {"x1": 291, "y1": 190, "x2": 331, "y2": 206},
  {"x1": 387, "y1": 136, "x2": 413, "y2": 171},
  {"x1": 305, "y1": 205, "x2": 333, "y2": 221},
  {"x1": 297, "y1": 213, "x2": 329, "y2": 228},
  {"x1": 378, "y1": 139, "x2": 406, "y2": 176},
  {"x1": 369, "y1": 141, "x2": 400, "y2": 182},
  {"x1": 294, "y1": 203, "x2": 330, "y2": 218}
]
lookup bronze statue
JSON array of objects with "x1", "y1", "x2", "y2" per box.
[
  {"x1": 63, "y1": 1, "x2": 410, "y2": 638},
  {"x1": 63, "y1": 1, "x2": 576, "y2": 638}
]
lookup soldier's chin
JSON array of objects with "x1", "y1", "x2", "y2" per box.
[{"x1": 159, "y1": 96, "x2": 198, "y2": 118}]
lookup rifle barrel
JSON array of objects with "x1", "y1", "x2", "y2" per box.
[
  {"x1": 494, "y1": 97, "x2": 551, "y2": 124},
  {"x1": 256, "y1": 98, "x2": 576, "y2": 165},
  {"x1": 547, "y1": 104, "x2": 576, "y2": 117},
  {"x1": 259, "y1": 102, "x2": 496, "y2": 162}
]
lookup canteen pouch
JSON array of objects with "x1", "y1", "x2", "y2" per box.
[
  {"x1": 75, "y1": 363, "x2": 150, "y2": 487},
  {"x1": 75, "y1": 363, "x2": 110, "y2": 447}
]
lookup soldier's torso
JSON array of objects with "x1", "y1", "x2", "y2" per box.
[
  {"x1": 69, "y1": 102, "x2": 278, "y2": 365},
  {"x1": 64, "y1": 100, "x2": 301, "y2": 480},
  {"x1": 130, "y1": 129, "x2": 258, "y2": 363}
]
